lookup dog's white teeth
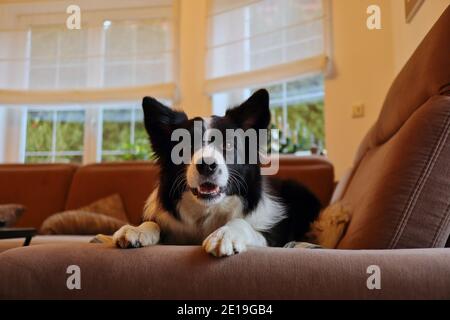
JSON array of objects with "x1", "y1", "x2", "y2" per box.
[{"x1": 198, "y1": 184, "x2": 220, "y2": 195}]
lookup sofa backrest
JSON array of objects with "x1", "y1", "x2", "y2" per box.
[
  {"x1": 276, "y1": 155, "x2": 334, "y2": 207},
  {"x1": 336, "y1": 6, "x2": 450, "y2": 249},
  {"x1": 65, "y1": 162, "x2": 159, "y2": 225},
  {"x1": 0, "y1": 156, "x2": 334, "y2": 228},
  {"x1": 0, "y1": 164, "x2": 77, "y2": 228}
]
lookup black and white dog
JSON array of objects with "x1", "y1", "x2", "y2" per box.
[{"x1": 113, "y1": 89, "x2": 322, "y2": 256}]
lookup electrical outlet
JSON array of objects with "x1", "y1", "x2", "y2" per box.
[{"x1": 352, "y1": 104, "x2": 365, "y2": 118}]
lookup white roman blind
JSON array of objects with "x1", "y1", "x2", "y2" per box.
[
  {"x1": 0, "y1": 0, "x2": 176, "y2": 104},
  {"x1": 205, "y1": 0, "x2": 329, "y2": 94}
]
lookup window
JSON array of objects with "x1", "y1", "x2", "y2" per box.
[
  {"x1": 206, "y1": 0, "x2": 329, "y2": 154},
  {"x1": 206, "y1": 0, "x2": 325, "y2": 79},
  {"x1": 0, "y1": 0, "x2": 176, "y2": 164},
  {"x1": 0, "y1": 0, "x2": 331, "y2": 163},
  {"x1": 101, "y1": 106, "x2": 152, "y2": 161},
  {"x1": 24, "y1": 103, "x2": 154, "y2": 163},
  {"x1": 25, "y1": 108, "x2": 85, "y2": 163},
  {"x1": 266, "y1": 74, "x2": 324, "y2": 154},
  {"x1": 213, "y1": 73, "x2": 324, "y2": 154}
]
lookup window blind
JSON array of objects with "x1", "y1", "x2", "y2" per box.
[
  {"x1": 0, "y1": 0, "x2": 176, "y2": 104},
  {"x1": 205, "y1": 0, "x2": 329, "y2": 94}
]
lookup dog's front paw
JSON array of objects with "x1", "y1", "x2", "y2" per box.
[
  {"x1": 203, "y1": 226, "x2": 247, "y2": 257},
  {"x1": 113, "y1": 223, "x2": 159, "y2": 249}
]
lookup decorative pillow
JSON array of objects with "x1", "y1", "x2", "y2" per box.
[
  {"x1": 307, "y1": 203, "x2": 351, "y2": 249},
  {"x1": 78, "y1": 194, "x2": 129, "y2": 222},
  {"x1": 0, "y1": 204, "x2": 26, "y2": 227},
  {"x1": 40, "y1": 211, "x2": 126, "y2": 235},
  {"x1": 39, "y1": 193, "x2": 129, "y2": 235}
]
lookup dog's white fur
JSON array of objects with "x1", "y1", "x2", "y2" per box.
[
  {"x1": 113, "y1": 178, "x2": 287, "y2": 256},
  {"x1": 186, "y1": 144, "x2": 229, "y2": 197}
]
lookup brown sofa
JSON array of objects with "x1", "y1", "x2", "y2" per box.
[
  {"x1": 1, "y1": 157, "x2": 334, "y2": 229},
  {"x1": 1, "y1": 5, "x2": 450, "y2": 300},
  {"x1": 0, "y1": 156, "x2": 334, "y2": 253},
  {"x1": 1, "y1": 157, "x2": 449, "y2": 300}
]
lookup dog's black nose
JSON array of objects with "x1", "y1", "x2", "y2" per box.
[{"x1": 196, "y1": 158, "x2": 217, "y2": 176}]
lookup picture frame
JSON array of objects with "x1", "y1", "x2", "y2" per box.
[{"x1": 405, "y1": 0, "x2": 425, "y2": 23}]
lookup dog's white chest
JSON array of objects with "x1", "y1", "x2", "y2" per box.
[{"x1": 177, "y1": 191, "x2": 244, "y2": 235}]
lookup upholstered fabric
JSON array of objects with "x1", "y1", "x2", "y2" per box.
[
  {"x1": 0, "y1": 164, "x2": 78, "y2": 228},
  {"x1": 336, "y1": 6, "x2": 450, "y2": 249},
  {"x1": 1, "y1": 243, "x2": 449, "y2": 299},
  {"x1": 275, "y1": 156, "x2": 334, "y2": 207},
  {"x1": 65, "y1": 162, "x2": 159, "y2": 225},
  {"x1": 0, "y1": 204, "x2": 25, "y2": 227},
  {"x1": 338, "y1": 96, "x2": 450, "y2": 249}
]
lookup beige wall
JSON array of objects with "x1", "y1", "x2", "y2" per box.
[
  {"x1": 325, "y1": 0, "x2": 395, "y2": 179},
  {"x1": 325, "y1": 0, "x2": 449, "y2": 179}
]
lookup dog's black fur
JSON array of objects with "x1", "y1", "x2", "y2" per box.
[{"x1": 142, "y1": 89, "x2": 321, "y2": 247}]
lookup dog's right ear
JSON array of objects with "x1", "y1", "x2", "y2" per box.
[
  {"x1": 142, "y1": 97, "x2": 187, "y2": 134},
  {"x1": 142, "y1": 97, "x2": 188, "y2": 157}
]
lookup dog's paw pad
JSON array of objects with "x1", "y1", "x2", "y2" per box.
[{"x1": 203, "y1": 226, "x2": 247, "y2": 257}]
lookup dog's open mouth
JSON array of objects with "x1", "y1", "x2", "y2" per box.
[{"x1": 191, "y1": 182, "x2": 222, "y2": 200}]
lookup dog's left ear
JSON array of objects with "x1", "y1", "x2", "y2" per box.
[{"x1": 225, "y1": 89, "x2": 271, "y2": 130}]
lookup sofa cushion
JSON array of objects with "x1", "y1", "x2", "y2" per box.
[
  {"x1": 1, "y1": 244, "x2": 450, "y2": 299},
  {"x1": 0, "y1": 164, "x2": 78, "y2": 228}
]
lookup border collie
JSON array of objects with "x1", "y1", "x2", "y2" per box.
[{"x1": 113, "y1": 89, "x2": 322, "y2": 257}]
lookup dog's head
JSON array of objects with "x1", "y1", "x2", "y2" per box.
[{"x1": 142, "y1": 89, "x2": 270, "y2": 208}]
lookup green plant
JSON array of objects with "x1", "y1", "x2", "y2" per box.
[{"x1": 269, "y1": 100, "x2": 324, "y2": 154}]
